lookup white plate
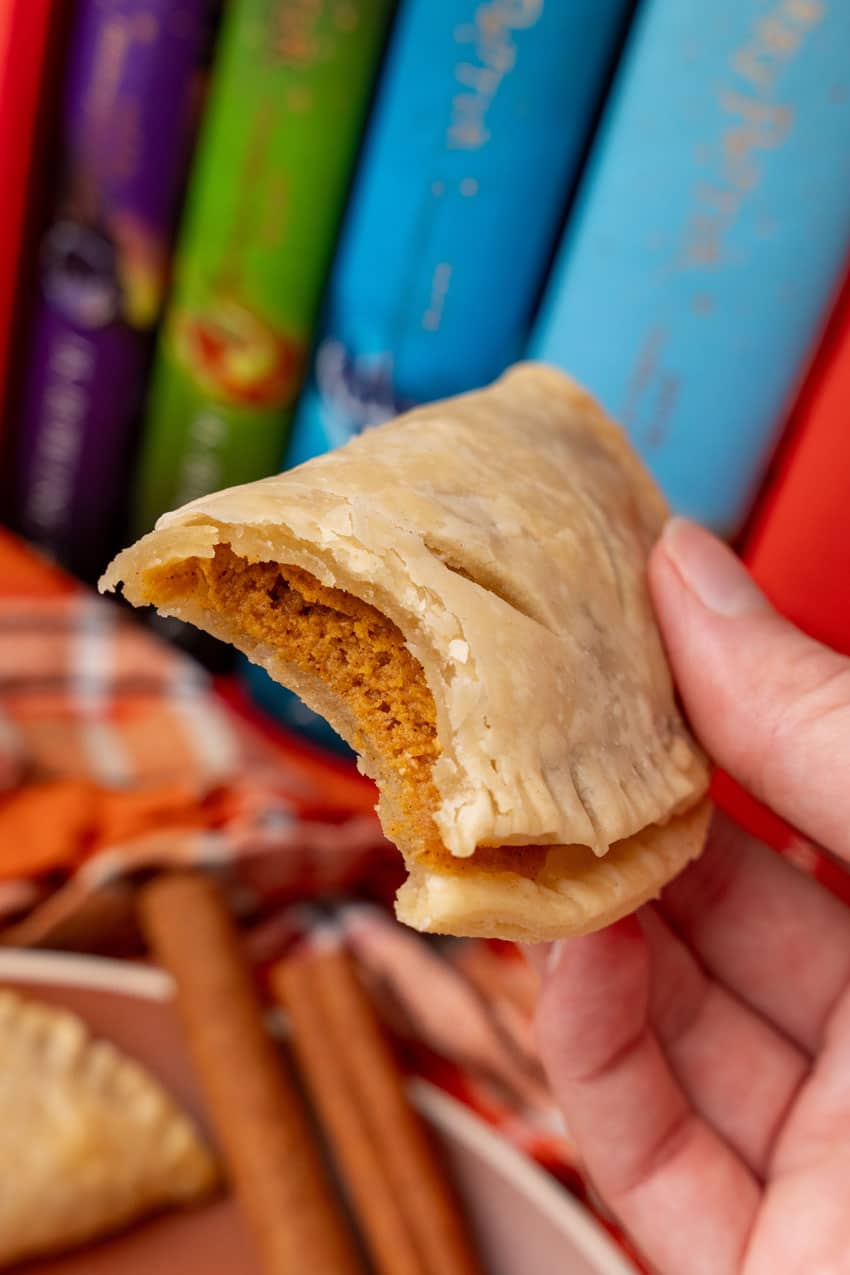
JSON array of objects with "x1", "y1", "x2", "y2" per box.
[{"x1": 0, "y1": 949, "x2": 636, "y2": 1275}]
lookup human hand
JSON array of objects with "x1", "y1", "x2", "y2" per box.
[{"x1": 534, "y1": 517, "x2": 850, "y2": 1275}]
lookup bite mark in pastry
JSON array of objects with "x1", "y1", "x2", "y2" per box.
[
  {"x1": 101, "y1": 364, "x2": 712, "y2": 941},
  {"x1": 0, "y1": 989, "x2": 218, "y2": 1268}
]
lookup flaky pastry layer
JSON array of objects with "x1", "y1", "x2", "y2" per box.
[{"x1": 101, "y1": 364, "x2": 712, "y2": 939}]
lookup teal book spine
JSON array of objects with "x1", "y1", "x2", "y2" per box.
[
  {"x1": 531, "y1": 0, "x2": 850, "y2": 536},
  {"x1": 286, "y1": 0, "x2": 633, "y2": 467},
  {"x1": 249, "y1": 0, "x2": 633, "y2": 745}
]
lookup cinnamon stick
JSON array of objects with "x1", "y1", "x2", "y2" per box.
[
  {"x1": 274, "y1": 952, "x2": 427, "y2": 1275},
  {"x1": 139, "y1": 874, "x2": 362, "y2": 1275},
  {"x1": 272, "y1": 944, "x2": 481, "y2": 1275}
]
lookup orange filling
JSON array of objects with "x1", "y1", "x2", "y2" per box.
[{"x1": 145, "y1": 546, "x2": 550, "y2": 879}]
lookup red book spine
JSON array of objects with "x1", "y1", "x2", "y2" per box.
[
  {"x1": 716, "y1": 275, "x2": 850, "y2": 899},
  {"x1": 0, "y1": 0, "x2": 61, "y2": 427},
  {"x1": 745, "y1": 279, "x2": 850, "y2": 657}
]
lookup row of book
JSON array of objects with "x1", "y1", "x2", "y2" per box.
[{"x1": 1, "y1": 0, "x2": 848, "y2": 738}]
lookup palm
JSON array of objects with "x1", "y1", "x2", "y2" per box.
[{"x1": 538, "y1": 816, "x2": 850, "y2": 1274}]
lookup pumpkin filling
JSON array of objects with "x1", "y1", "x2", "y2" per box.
[
  {"x1": 144, "y1": 544, "x2": 549, "y2": 879},
  {"x1": 142, "y1": 544, "x2": 675, "y2": 891}
]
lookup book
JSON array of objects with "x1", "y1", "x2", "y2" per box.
[
  {"x1": 0, "y1": 0, "x2": 62, "y2": 437},
  {"x1": 745, "y1": 281, "x2": 850, "y2": 656},
  {"x1": 131, "y1": 0, "x2": 394, "y2": 536},
  {"x1": 286, "y1": 0, "x2": 634, "y2": 468},
  {"x1": 11, "y1": 0, "x2": 213, "y2": 580},
  {"x1": 703, "y1": 279, "x2": 850, "y2": 871},
  {"x1": 531, "y1": 0, "x2": 850, "y2": 537},
  {"x1": 251, "y1": 0, "x2": 634, "y2": 745}
]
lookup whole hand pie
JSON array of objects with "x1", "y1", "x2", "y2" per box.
[
  {"x1": 0, "y1": 989, "x2": 217, "y2": 1267},
  {"x1": 101, "y1": 364, "x2": 711, "y2": 941}
]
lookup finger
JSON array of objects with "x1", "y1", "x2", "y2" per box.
[
  {"x1": 536, "y1": 918, "x2": 759, "y2": 1275},
  {"x1": 649, "y1": 518, "x2": 850, "y2": 859},
  {"x1": 740, "y1": 987, "x2": 850, "y2": 1273},
  {"x1": 640, "y1": 905, "x2": 808, "y2": 1175},
  {"x1": 520, "y1": 942, "x2": 550, "y2": 976},
  {"x1": 661, "y1": 811, "x2": 850, "y2": 1054},
  {"x1": 768, "y1": 982, "x2": 850, "y2": 1179}
]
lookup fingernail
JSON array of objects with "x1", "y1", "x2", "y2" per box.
[
  {"x1": 546, "y1": 940, "x2": 564, "y2": 974},
  {"x1": 660, "y1": 517, "x2": 768, "y2": 617}
]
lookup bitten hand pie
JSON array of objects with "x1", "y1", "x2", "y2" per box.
[
  {"x1": 0, "y1": 989, "x2": 217, "y2": 1268},
  {"x1": 101, "y1": 364, "x2": 711, "y2": 941}
]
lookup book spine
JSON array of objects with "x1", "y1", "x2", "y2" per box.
[
  {"x1": 744, "y1": 283, "x2": 850, "y2": 656},
  {"x1": 258, "y1": 0, "x2": 631, "y2": 747},
  {"x1": 131, "y1": 0, "x2": 394, "y2": 535},
  {"x1": 531, "y1": 0, "x2": 850, "y2": 537},
  {"x1": 0, "y1": 0, "x2": 60, "y2": 434},
  {"x1": 12, "y1": 0, "x2": 211, "y2": 579},
  {"x1": 286, "y1": 0, "x2": 632, "y2": 469},
  {"x1": 711, "y1": 282, "x2": 850, "y2": 870}
]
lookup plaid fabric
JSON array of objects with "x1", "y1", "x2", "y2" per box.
[{"x1": 0, "y1": 529, "x2": 392, "y2": 949}]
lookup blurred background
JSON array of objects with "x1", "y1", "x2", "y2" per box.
[
  {"x1": 1, "y1": 4, "x2": 850, "y2": 1269},
  {"x1": 2, "y1": 0, "x2": 849, "y2": 725}
]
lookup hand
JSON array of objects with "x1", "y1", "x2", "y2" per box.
[{"x1": 534, "y1": 518, "x2": 850, "y2": 1275}]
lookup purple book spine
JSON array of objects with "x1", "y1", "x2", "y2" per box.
[{"x1": 13, "y1": 0, "x2": 211, "y2": 578}]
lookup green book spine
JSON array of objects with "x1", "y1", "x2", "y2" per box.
[{"x1": 132, "y1": 0, "x2": 392, "y2": 532}]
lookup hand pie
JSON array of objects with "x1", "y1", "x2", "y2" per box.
[
  {"x1": 101, "y1": 364, "x2": 712, "y2": 941},
  {"x1": 0, "y1": 989, "x2": 217, "y2": 1267}
]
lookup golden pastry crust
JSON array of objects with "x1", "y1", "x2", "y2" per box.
[
  {"x1": 0, "y1": 990, "x2": 217, "y2": 1268},
  {"x1": 396, "y1": 799, "x2": 713, "y2": 940},
  {"x1": 101, "y1": 363, "x2": 712, "y2": 939}
]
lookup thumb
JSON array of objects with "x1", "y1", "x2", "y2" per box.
[{"x1": 650, "y1": 518, "x2": 850, "y2": 860}]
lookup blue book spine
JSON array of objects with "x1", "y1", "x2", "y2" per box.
[
  {"x1": 286, "y1": 0, "x2": 633, "y2": 467},
  {"x1": 530, "y1": 0, "x2": 850, "y2": 537}
]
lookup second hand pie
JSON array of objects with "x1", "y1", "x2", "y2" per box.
[{"x1": 101, "y1": 364, "x2": 712, "y2": 941}]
